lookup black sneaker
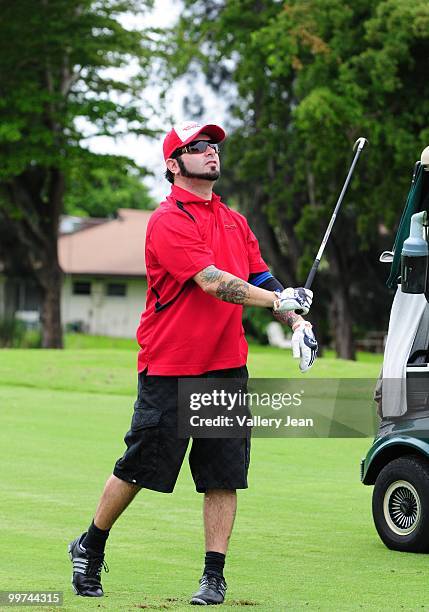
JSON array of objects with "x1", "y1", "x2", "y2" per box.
[
  {"x1": 190, "y1": 572, "x2": 227, "y2": 605},
  {"x1": 68, "y1": 533, "x2": 108, "y2": 597}
]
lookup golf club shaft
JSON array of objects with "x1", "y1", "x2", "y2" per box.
[{"x1": 304, "y1": 137, "x2": 368, "y2": 290}]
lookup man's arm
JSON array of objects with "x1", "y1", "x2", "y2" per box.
[
  {"x1": 194, "y1": 265, "x2": 275, "y2": 307},
  {"x1": 247, "y1": 271, "x2": 303, "y2": 329},
  {"x1": 193, "y1": 265, "x2": 304, "y2": 328},
  {"x1": 273, "y1": 307, "x2": 302, "y2": 330}
]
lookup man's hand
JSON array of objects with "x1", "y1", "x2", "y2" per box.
[
  {"x1": 273, "y1": 287, "x2": 313, "y2": 315},
  {"x1": 292, "y1": 321, "x2": 318, "y2": 373}
]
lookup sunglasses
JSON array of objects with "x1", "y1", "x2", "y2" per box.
[{"x1": 174, "y1": 140, "x2": 220, "y2": 156}]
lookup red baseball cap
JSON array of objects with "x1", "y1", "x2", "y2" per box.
[{"x1": 163, "y1": 121, "x2": 226, "y2": 161}]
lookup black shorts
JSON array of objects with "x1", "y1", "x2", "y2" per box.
[{"x1": 113, "y1": 366, "x2": 250, "y2": 493}]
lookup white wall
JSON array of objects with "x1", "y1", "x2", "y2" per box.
[{"x1": 61, "y1": 276, "x2": 147, "y2": 338}]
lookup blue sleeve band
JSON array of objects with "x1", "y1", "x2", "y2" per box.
[
  {"x1": 249, "y1": 271, "x2": 273, "y2": 287},
  {"x1": 249, "y1": 271, "x2": 284, "y2": 293}
]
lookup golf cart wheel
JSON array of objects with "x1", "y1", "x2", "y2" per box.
[{"x1": 372, "y1": 455, "x2": 429, "y2": 553}]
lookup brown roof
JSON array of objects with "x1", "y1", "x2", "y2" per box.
[{"x1": 58, "y1": 208, "x2": 152, "y2": 276}]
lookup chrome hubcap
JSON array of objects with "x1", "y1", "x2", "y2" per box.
[{"x1": 383, "y1": 480, "x2": 421, "y2": 536}]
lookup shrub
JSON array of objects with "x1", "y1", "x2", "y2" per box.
[
  {"x1": 0, "y1": 318, "x2": 42, "y2": 348},
  {"x1": 0, "y1": 318, "x2": 26, "y2": 347},
  {"x1": 242, "y1": 307, "x2": 271, "y2": 344},
  {"x1": 20, "y1": 329, "x2": 42, "y2": 348}
]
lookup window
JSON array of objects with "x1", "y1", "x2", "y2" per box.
[
  {"x1": 12, "y1": 280, "x2": 42, "y2": 311},
  {"x1": 106, "y1": 282, "x2": 127, "y2": 297},
  {"x1": 73, "y1": 281, "x2": 91, "y2": 295}
]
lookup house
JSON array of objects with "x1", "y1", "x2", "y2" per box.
[
  {"x1": 0, "y1": 208, "x2": 152, "y2": 338},
  {"x1": 59, "y1": 208, "x2": 151, "y2": 338}
]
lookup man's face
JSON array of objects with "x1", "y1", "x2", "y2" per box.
[{"x1": 173, "y1": 133, "x2": 220, "y2": 182}]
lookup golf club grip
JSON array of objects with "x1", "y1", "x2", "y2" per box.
[
  {"x1": 305, "y1": 260, "x2": 320, "y2": 290},
  {"x1": 293, "y1": 261, "x2": 319, "y2": 314}
]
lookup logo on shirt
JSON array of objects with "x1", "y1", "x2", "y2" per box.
[{"x1": 224, "y1": 224, "x2": 237, "y2": 230}]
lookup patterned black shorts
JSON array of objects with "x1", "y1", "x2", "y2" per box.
[{"x1": 113, "y1": 366, "x2": 251, "y2": 493}]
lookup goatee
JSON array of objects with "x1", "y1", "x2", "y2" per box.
[{"x1": 177, "y1": 157, "x2": 220, "y2": 182}]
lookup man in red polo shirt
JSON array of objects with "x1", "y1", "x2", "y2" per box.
[{"x1": 68, "y1": 121, "x2": 317, "y2": 605}]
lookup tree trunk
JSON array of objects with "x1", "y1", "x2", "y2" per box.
[
  {"x1": 3, "y1": 167, "x2": 65, "y2": 348},
  {"x1": 241, "y1": 187, "x2": 292, "y2": 283},
  {"x1": 38, "y1": 261, "x2": 63, "y2": 348},
  {"x1": 38, "y1": 168, "x2": 64, "y2": 348},
  {"x1": 328, "y1": 240, "x2": 356, "y2": 360},
  {"x1": 330, "y1": 288, "x2": 355, "y2": 359}
]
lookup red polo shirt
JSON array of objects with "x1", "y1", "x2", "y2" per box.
[{"x1": 136, "y1": 185, "x2": 268, "y2": 375}]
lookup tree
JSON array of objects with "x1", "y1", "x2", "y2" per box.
[
  {"x1": 166, "y1": 0, "x2": 429, "y2": 358},
  {"x1": 64, "y1": 153, "x2": 155, "y2": 217},
  {"x1": 0, "y1": 0, "x2": 155, "y2": 347}
]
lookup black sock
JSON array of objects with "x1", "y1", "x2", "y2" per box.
[
  {"x1": 204, "y1": 551, "x2": 225, "y2": 577},
  {"x1": 81, "y1": 520, "x2": 110, "y2": 555}
]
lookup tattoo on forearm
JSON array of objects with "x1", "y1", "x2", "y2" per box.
[
  {"x1": 200, "y1": 265, "x2": 224, "y2": 285},
  {"x1": 274, "y1": 310, "x2": 302, "y2": 328},
  {"x1": 216, "y1": 279, "x2": 250, "y2": 304}
]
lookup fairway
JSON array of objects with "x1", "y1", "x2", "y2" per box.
[{"x1": 1, "y1": 346, "x2": 427, "y2": 611}]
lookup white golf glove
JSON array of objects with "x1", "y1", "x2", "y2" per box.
[
  {"x1": 292, "y1": 321, "x2": 318, "y2": 373},
  {"x1": 273, "y1": 287, "x2": 313, "y2": 315}
]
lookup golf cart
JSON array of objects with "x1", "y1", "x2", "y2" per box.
[{"x1": 361, "y1": 148, "x2": 429, "y2": 553}]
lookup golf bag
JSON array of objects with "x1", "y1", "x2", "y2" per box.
[{"x1": 376, "y1": 162, "x2": 429, "y2": 424}]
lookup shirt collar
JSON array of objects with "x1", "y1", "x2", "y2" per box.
[{"x1": 170, "y1": 184, "x2": 221, "y2": 206}]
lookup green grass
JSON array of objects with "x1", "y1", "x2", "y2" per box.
[
  {"x1": 64, "y1": 333, "x2": 139, "y2": 351},
  {"x1": 4, "y1": 345, "x2": 427, "y2": 611},
  {"x1": 0, "y1": 338, "x2": 382, "y2": 398}
]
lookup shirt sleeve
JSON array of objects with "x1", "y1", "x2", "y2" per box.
[
  {"x1": 149, "y1": 214, "x2": 215, "y2": 284},
  {"x1": 246, "y1": 223, "x2": 269, "y2": 274}
]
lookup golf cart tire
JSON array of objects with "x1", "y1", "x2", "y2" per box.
[{"x1": 372, "y1": 455, "x2": 429, "y2": 553}]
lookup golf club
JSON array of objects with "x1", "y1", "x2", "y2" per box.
[{"x1": 294, "y1": 137, "x2": 368, "y2": 315}]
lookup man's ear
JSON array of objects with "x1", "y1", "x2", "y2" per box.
[{"x1": 166, "y1": 158, "x2": 179, "y2": 176}]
